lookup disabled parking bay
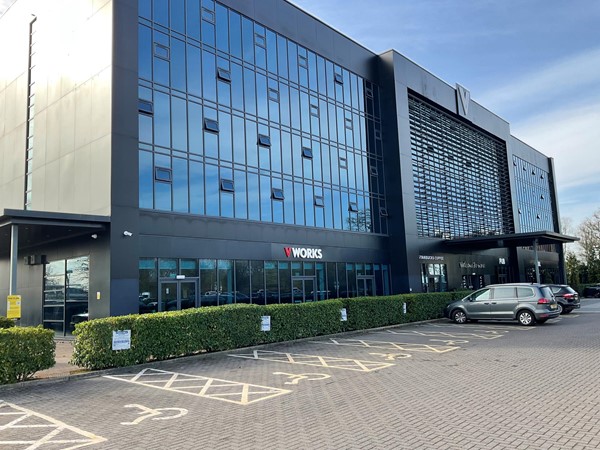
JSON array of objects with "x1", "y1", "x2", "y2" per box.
[{"x1": 2, "y1": 298, "x2": 600, "y2": 449}]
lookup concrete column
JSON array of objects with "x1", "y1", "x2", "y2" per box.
[{"x1": 9, "y1": 224, "x2": 18, "y2": 295}]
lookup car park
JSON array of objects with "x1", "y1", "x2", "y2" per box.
[
  {"x1": 444, "y1": 283, "x2": 560, "y2": 326},
  {"x1": 548, "y1": 284, "x2": 580, "y2": 314}
]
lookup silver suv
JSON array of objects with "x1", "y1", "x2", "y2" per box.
[{"x1": 444, "y1": 283, "x2": 560, "y2": 326}]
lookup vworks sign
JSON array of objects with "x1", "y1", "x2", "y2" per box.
[{"x1": 284, "y1": 247, "x2": 323, "y2": 259}]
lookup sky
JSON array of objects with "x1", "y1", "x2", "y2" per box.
[{"x1": 1, "y1": 0, "x2": 598, "y2": 232}]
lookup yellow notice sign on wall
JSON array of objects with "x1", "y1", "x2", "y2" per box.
[{"x1": 7, "y1": 295, "x2": 21, "y2": 319}]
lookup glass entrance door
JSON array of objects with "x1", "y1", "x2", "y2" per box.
[
  {"x1": 292, "y1": 277, "x2": 315, "y2": 303},
  {"x1": 159, "y1": 279, "x2": 198, "y2": 311},
  {"x1": 357, "y1": 276, "x2": 375, "y2": 297}
]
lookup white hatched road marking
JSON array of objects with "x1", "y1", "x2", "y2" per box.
[
  {"x1": 229, "y1": 350, "x2": 394, "y2": 372},
  {"x1": 424, "y1": 323, "x2": 531, "y2": 332},
  {"x1": 0, "y1": 400, "x2": 106, "y2": 449},
  {"x1": 317, "y1": 338, "x2": 459, "y2": 353},
  {"x1": 385, "y1": 329, "x2": 504, "y2": 340},
  {"x1": 104, "y1": 368, "x2": 291, "y2": 405}
]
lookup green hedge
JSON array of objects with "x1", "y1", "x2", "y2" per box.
[
  {"x1": 72, "y1": 292, "x2": 469, "y2": 370},
  {"x1": 0, "y1": 316, "x2": 15, "y2": 329},
  {"x1": 0, "y1": 327, "x2": 55, "y2": 384}
]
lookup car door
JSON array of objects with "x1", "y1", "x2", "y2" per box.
[
  {"x1": 489, "y1": 286, "x2": 518, "y2": 319},
  {"x1": 464, "y1": 288, "x2": 492, "y2": 319}
]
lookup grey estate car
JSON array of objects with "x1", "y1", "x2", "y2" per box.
[{"x1": 444, "y1": 283, "x2": 560, "y2": 326}]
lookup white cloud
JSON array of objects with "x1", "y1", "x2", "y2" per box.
[{"x1": 477, "y1": 47, "x2": 600, "y2": 115}]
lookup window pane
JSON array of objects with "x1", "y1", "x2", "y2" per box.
[
  {"x1": 172, "y1": 157, "x2": 188, "y2": 213},
  {"x1": 235, "y1": 260, "x2": 251, "y2": 303},
  {"x1": 251, "y1": 261, "x2": 265, "y2": 305},
  {"x1": 189, "y1": 160, "x2": 204, "y2": 214}
]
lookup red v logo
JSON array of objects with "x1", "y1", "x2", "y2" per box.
[{"x1": 284, "y1": 247, "x2": 291, "y2": 257}]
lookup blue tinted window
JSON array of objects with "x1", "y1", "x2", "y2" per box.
[
  {"x1": 189, "y1": 160, "x2": 204, "y2": 214},
  {"x1": 232, "y1": 116, "x2": 245, "y2": 165},
  {"x1": 294, "y1": 182, "x2": 304, "y2": 225},
  {"x1": 229, "y1": 11, "x2": 242, "y2": 59},
  {"x1": 170, "y1": 0, "x2": 185, "y2": 34},
  {"x1": 153, "y1": 91, "x2": 170, "y2": 148},
  {"x1": 220, "y1": 168, "x2": 234, "y2": 218},
  {"x1": 234, "y1": 170, "x2": 247, "y2": 219},
  {"x1": 304, "y1": 184, "x2": 314, "y2": 226},
  {"x1": 287, "y1": 42, "x2": 298, "y2": 84},
  {"x1": 283, "y1": 180, "x2": 294, "y2": 224},
  {"x1": 188, "y1": 101, "x2": 203, "y2": 155},
  {"x1": 277, "y1": 35, "x2": 288, "y2": 79},
  {"x1": 260, "y1": 175, "x2": 272, "y2": 222},
  {"x1": 154, "y1": 154, "x2": 171, "y2": 211},
  {"x1": 218, "y1": 111, "x2": 232, "y2": 162},
  {"x1": 245, "y1": 119, "x2": 257, "y2": 167},
  {"x1": 139, "y1": 113, "x2": 152, "y2": 143},
  {"x1": 205, "y1": 164, "x2": 219, "y2": 216},
  {"x1": 243, "y1": 68, "x2": 256, "y2": 116},
  {"x1": 215, "y1": 4, "x2": 229, "y2": 53},
  {"x1": 266, "y1": 30, "x2": 277, "y2": 74},
  {"x1": 171, "y1": 96, "x2": 187, "y2": 151},
  {"x1": 279, "y1": 83, "x2": 290, "y2": 127},
  {"x1": 139, "y1": 0, "x2": 151, "y2": 20},
  {"x1": 256, "y1": 73, "x2": 268, "y2": 119},
  {"x1": 204, "y1": 107, "x2": 218, "y2": 159},
  {"x1": 170, "y1": 38, "x2": 186, "y2": 91},
  {"x1": 139, "y1": 150, "x2": 153, "y2": 208},
  {"x1": 186, "y1": 44, "x2": 201, "y2": 97},
  {"x1": 242, "y1": 17, "x2": 254, "y2": 64},
  {"x1": 153, "y1": 0, "x2": 168, "y2": 27},
  {"x1": 139, "y1": 25, "x2": 152, "y2": 80},
  {"x1": 173, "y1": 157, "x2": 188, "y2": 212},
  {"x1": 202, "y1": 50, "x2": 216, "y2": 102},
  {"x1": 186, "y1": 0, "x2": 200, "y2": 40},
  {"x1": 247, "y1": 172, "x2": 260, "y2": 221},
  {"x1": 231, "y1": 63, "x2": 243, "y2": 111}
]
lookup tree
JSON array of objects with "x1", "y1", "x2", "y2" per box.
[{"x1": 578, "y1": 209, "x2": 600, "y2": 283}]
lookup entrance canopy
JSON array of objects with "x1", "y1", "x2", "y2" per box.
[
  {"x1": 443, "y1": 231, "x2": 579, "y2": 250},
  {"x1": 0, "y1": 209, "x2": 109, "y2": 257}
]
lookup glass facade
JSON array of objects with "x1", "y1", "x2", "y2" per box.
[
  {"x1": 139, "y1": 257, "x2": 391, "y2": 313},
  {"x1": 512, "y1": 155, "x2": 557, "y2": 233},
  {"x1": 409, "y1": 95, "x2": 514, "y2": 238},
  {"x1": 43, "y1": 256, "x2": 90, "y2": 336},
  {"x1": 137, "y1": 0, "x2": 387, "y2": 234}
]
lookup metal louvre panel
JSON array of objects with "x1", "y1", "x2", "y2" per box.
[{"x1": 408, "y1": 95, "x2": 514, "y2": 238}]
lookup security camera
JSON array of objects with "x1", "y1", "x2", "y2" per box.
[{"x1": 123, "y1": 231, "x2": 133, "y2": 237}]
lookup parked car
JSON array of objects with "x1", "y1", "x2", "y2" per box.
[
  {"x1": 583, "y1": 285, "x2": 600, "y2": 298},
  {"x1": 548, "y1": 285, "x2": 580, "y2": 314},
  {"x1": 444, "y1": 283, "x2": 560, "y2": 326}
]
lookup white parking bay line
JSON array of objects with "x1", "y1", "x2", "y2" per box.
[
  {"x1": 385, "y1": 329, "x2": 504, "y2": 340},
  {"x1": 317, "y1": 338, "x2": 460, "y2": 353},
  {"x1": 0, "y1": 401, "x2": 107, "y2": 449},
  {"x1": 104, "y1": 369, "x2": 291, "y2": 406},
  {"x1": 229, "y1": 349, "x2": 395, "y2": 372}
]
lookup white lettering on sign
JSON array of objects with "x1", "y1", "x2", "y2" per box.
[{"x1": 284, "y1": 247, "x2": 323, "y2": 259}]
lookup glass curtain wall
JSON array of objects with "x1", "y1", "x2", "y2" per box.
[{"x1": 137, "y1": 0, "x2": 387, "y2": 234}]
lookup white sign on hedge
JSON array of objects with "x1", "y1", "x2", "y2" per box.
[
  {"x1": 261, "y1": 316, "x2": 271, "y2": 332},
  {"x1": 340, "y1": 308, "x2": 347, "y2": 321},
  {"x1": 112, "y1": 330, "x2": 131, "y2": 351}
]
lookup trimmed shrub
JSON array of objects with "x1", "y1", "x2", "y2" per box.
[
  {"x1": 72, "y1": 292, "x2": 469, "y2": 370},
  {"x1": 0, "y1": 327, "x2": 55, "y2": 384},
  {"x1": 0, "y1": 316, "x2": 16, "y2": 329}
]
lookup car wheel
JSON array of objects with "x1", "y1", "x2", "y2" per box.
[
  {"x1": 451, "y1": 309, "x2": 467, "y2": 324},
  {"x1": 563, "y1": 308, "x2": 573, "y2": 314},
  {"x1": 557, "y1": 303, "x2": 564, "y2": 314},
  {"x1": 517, "y1": 310, "x2": 536, "y2": 326}
]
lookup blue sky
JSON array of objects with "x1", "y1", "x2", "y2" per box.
[
  {"x1": 1, "y1": 0, "x2": 598, "y2": 230},
  {"x1": 290, "y1": 0, "x2": 600, "y2": 231}
]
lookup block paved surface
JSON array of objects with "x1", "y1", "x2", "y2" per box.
[{"x1": 2, "y1": 298, "x2": 600, "y2": 449}]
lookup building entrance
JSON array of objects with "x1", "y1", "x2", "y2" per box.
[
  {"x1": 357, "y1": 276, "x2": 374, "y2": 296},
  {"x1": 292, "y1": 277, "x2": 315, "y2": 303},
  {"x1": 158, "y1": 279, "x2": 198, "y2": 311}
]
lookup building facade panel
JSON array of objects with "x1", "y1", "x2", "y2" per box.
[{"x1": 0, "y1": 0, "x2": 571, "y2": 332}]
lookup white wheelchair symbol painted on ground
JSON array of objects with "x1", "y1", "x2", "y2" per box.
[
  {"x1": 385, "y1": 329, "x2": 504, "y2": 340},
  {"x1": 121, "y1": 404, "x2": 188, "y2": 425},
  {"x1": 230, "y1": 350, "x2": 394, "y2": 372},
  {"x1": 104, "y1": 368, "x2": 291, "y2": 405},
  {"x1": 273, "y1": 372, "x2": 331, "y2": 385},
  {"x1": 0, "y1": 400, "x2": 107, "y2": 449},
  {"x1": 319, "y1": 338, "x2": 460, "y2": 353},
  {"x1": 369, "y1": 352, "x2": 412, "y2": 361}
]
